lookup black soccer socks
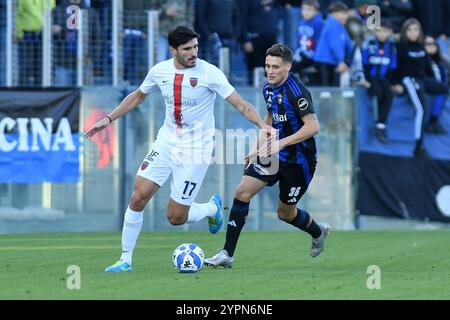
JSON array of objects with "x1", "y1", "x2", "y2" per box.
[
  {"x1": 288, "y1": 209, "x2": 322, "y2": 239},
  {"x1": 223, "y1": 199, "x2": 249, "y2": 257}
]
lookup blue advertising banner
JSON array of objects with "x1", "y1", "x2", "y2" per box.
[{"x1": 0, "y1": 88, "x2": 80, "y2": 183}]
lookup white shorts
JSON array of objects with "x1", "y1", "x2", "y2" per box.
[{"x1": 136, "y1": 137, "x2": 213, "y2": 206}]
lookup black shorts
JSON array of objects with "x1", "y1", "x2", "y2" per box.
[{"x1": 244, "y1": 160, "x2": 317, "y2": 205}]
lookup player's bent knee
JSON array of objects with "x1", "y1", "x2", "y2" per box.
[
  {"x1": 166, "y1": 210, "x2": 188, "y2": 225},
  {"x1": 277, "y1": 207, "x2": 294, "y2": 222},
  {"x1": 130, "y1": 190, "x2": 151, "y2": 211},
  {"x1": 234, "y1": 185, "x2": 253, "y2": 202}
]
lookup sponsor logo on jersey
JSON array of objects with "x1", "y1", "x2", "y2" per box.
[
  {"x1": 369, "y1": 56, "x2": 391, "y2": 65},
  {"x1": 272, "y1": 113, "x2": 287, "y2": 122},
  {"x1": 277, "y1": 93, "x2": 283, "y2": 105},
  {"x1": 298, "y1": 98, "x2": 309, "y2": 111}
]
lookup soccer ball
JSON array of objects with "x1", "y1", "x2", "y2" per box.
[{"x1": 172, "y1": 243, "x2": 204, "y2": 273}]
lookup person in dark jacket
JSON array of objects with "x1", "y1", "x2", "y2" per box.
[
  {"x1": 279, "y1": 0, "x2": 302, "y2": 50},
  {"x1": 240, "y1": 0, "x2": 281, "y2": 86},
  {"x1": 195, "y1": 0, "x2": 242, "y2": 67},
  {"x1": 423, "y1": 35, "x2": 449, "y2": 134}
]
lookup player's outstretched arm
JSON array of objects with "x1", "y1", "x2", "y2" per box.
[
  {"x1": 84, "y1": 89, "x2": 147, "y2": 139},
  {"x1": 226, "y1": 90, "x2": 273, "y2": 133}
]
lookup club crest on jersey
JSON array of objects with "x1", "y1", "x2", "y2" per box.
[
  {"x1": 141, "y1": 162, "x2": 149, "y2": 170},
  {"x1": 298, "y1": 98, "x2": 309, "y2": 111},
  {"x1": 190, "y1": 77, "x2": 198, "y2": 87},
  {"x1": 276, "y1": 93, "x2": 283, "y2": 105}
]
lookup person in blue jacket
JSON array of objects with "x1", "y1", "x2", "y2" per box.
[
  {"x1": 292, "y1": 0, "x2": 324, "y2": 85},
  {"x1": 314, "y1": 1, "x2": 352, "y2": 86}
]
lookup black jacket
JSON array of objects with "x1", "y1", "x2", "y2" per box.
[
  {"x1": 195, "y1": 0, "x2": 242, "y2": 41},
  {"x1": 393, "y1": 41, "x2": 433, "y2": 84}
]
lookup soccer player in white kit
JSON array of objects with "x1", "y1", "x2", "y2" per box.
[{"x1": 85, "y1": 26, "x2": 273, "y2": 272}]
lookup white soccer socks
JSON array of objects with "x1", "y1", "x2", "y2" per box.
[
  {"x1": 187, "y1": 202, "x2": 216, "y2": 223},
  {"x1": 120, "y1": 207, "x2": 143, "y2": 264}
]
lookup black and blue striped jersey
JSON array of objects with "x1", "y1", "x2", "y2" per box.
[
  {"x1": 263, "y1": 73, "x2": 317, "y2": 165},
  {"x1": 361, "y1": 36, "x2": 397, "y2": 80}
]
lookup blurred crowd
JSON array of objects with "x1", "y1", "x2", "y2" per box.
[{"x1": 2, "y1": 0, "x2": 449, "y2": 86}]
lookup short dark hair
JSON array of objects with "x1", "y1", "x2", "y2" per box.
[
  {"x1": 266, "y1": 44, "x2": 293, "y2": 64},
  {"x1": 328, "y1": 1, "x2": 349, "y2": 13},
  {"x1": 302, "y1": 0, "x2": 320, "y2": 11},
  {"x1": 168, "y1": 26, "x2": 199, "y2": 49},
  {"x1": 379, "y1": 18, "x2": 393, "y2": 30}
]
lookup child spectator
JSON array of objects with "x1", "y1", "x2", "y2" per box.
[
  {"x1": 361, "y1": 19, "x2": 397, "y2": 143},
  {"x1": 292, "y1": 0, "x2": 324, "y2": 85}
]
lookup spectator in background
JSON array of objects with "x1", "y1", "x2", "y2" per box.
[
  {"x1": 194, "y1": 0, "x2": 242, "y2": 67},
  {"x1": 424, "y1": 35, "x2": 449, "y2": 134},
  {"x1": 361, "y1": 19, "x2": 397, "y2": 143},
  {"x1": 123, "y1": 0, "x2": 153, "y2": 85},
  {"x1": 378, "y1": 0, "x2": 413, "y2": 34},
  {"x1": 292, "y1": 0, "x2": 324, "y2": 85},
  {"x1": 17, "y1": 0, "x2": 56, "y2": 86},
  {"x1": 241, "y1": 0, "x2": 281, "y2": 86},
  {"x1": 89, "y1": 0, "x2": 110, "y2": 83},
  {"x1": 314, "y1": 1, "x2": 352, "y2": 86},
  {"x1": 153, "y1": 0, "x2": 195, "y2": 63},
  {"x1": 392, "y1": 19, "x2": 447, "y2": 157},
  {"x1": 348, "y1": 0, "x2": 377, "y2": 41},
  {"x1": 52, "y1": 0, "x2": 99, "y2": 86},
  {"x1": 278, "y1": 0, "x2": 302, "y2": 50},
  {"x1": 318, "y1": 0, "x2": 354, "y2": 17}
]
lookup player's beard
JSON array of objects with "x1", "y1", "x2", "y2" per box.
[{"x1": 177, "y1": 55, "x2": 197, "y2": 68}]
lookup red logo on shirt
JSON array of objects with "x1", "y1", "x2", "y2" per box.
[
  {"x1": 141, "y1": 162, "x2": 149, "y2": 170},
  {"x1": 190, "y1": 77, "x2": 198, "y2": 87}
]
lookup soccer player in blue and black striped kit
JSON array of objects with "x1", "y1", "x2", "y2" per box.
[{"x1": 205, "y1": 44, "x2": 330, "y2": 268}]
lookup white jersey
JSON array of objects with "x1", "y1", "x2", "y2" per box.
[{"x1": 139, "y1": 58, "x2": 235, "y2": 144}]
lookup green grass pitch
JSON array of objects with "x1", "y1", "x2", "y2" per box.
[{"x1": 1, "y1": 231, "x2": 449, "y2": 300}]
